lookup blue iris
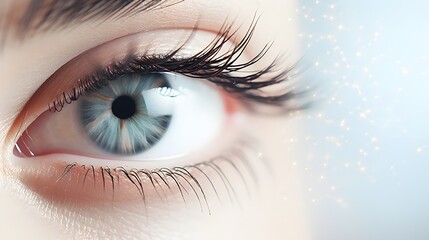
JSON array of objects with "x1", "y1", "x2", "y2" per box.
[{"x1": 79, "y1": 73, "x2": 172, "y2": 155}]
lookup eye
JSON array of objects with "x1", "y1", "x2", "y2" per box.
[
  {"x1": 8, "y1": 20, "x2": 303, "y2": 206},
  {"x1": 15, "y1": 72, "x2": 229, "y2": 161}
]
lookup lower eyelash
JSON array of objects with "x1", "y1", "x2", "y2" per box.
[{"x1": 56, "y1": 140, "x2": 264, "y2": 213}]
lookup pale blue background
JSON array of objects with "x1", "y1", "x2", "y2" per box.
[{"x1": 296, "y1": 1, "x2": 429, "y2": 239}]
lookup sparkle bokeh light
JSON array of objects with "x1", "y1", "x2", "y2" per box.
[{"x1": 291, "y1": 0, "x2": 429, "y2": 239}]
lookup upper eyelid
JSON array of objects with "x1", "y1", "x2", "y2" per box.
[
  {"x1": 47, "y1": 19, "x2": 284, "y2": 112},
  {"x1": 37, "y1": 17, "x2": 275, "y2": 113}
]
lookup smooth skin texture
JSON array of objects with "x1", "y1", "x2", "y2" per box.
[{"x1": 0, "y1": 0, "x2": 311, "y2": 239}]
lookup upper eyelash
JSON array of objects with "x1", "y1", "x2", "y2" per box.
[{"x1": 48, "y1": 18, "x2": 301, "y2": 113}]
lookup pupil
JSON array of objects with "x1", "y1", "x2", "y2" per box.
[{"x1": 111, "y1": 95, "x2": 136, "y2": 119}]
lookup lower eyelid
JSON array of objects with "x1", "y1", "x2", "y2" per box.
[{"x1": 17, "y1": 139, "x2": 263, "y2": 209}]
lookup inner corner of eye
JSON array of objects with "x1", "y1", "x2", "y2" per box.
[{"x1": 13, "y1": 72, "x2": 239, "y2": 167}]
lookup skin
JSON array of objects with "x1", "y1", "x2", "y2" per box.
[{"x1": 0, "y1": 0, "x2": 311, "y2": 239}]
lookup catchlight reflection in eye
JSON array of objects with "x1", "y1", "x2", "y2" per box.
[{"x1": 14, "y1": 72, "x2": 230, "y2": 162}]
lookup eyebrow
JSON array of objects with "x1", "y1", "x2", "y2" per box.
[{"x1": 2, "y1": 0, "x2": 181, "y2": 41}]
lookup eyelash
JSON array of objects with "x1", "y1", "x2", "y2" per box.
[
  {"x1": 25, "y1": 18, "x2": 299, "y2": 206},
  {"x1": 48, "y1": 18, "x2": 299, "y2": 113},
  {"x1": 58, "y1": 140, "x2": 260, "y2": 212}
]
